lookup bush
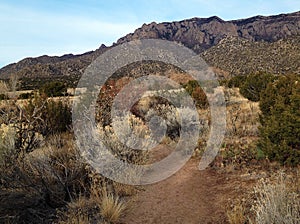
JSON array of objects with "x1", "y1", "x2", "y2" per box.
[
  {"x1": 251, "y1": 173, "x2": 300, "y2": 224},
  {"x1": 0, "y1": 97, "x2": 132, "y2": 223},
  {"x1": 0, "y1": 134, "x2": 91, "y2": 224},
  {"x1": 0, "y1": 94, "x2": 8, "y2": 100},
  {"x1": 259, "y1": 74, "x2": 300, "y2": 165},
  {"x1": 239, "y1": 72, "x2": 275, "y2": 102},
  {"x1": 25, "y1": 94, "x2": 72, "y2": 136},
  {"x1": 183, "y1": 80, "x2": 208, "y2": 109},
  {"x1": 227, "y1": 75, "x2": 247, "y2": 88},
  {"x1": 0, "y1": 94, "x2": 72, "y2": 153},
  {"x1": 39, "y1": 81, "x2": 67, "y2": 97},
  {"x1": 98, "y1": 113, "x2": 150, "y2": 165},
  {"x1": 0, "y1": 123, "x2": 17, "y2": 166},
  {"x1": 18, "y1": 92, "x2": 33, "y2": 99}
]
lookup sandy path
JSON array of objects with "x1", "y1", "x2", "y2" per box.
[{"x1": 120, "y1": 159, "x2": 241, "y2": 224}]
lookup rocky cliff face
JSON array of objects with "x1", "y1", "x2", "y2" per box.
[
  {"x1": 0, "y1": 11, "x2": 299, "y2": 81},
  {"x1": 116, "y1": 11, "x2": 300, "y2": 53}
]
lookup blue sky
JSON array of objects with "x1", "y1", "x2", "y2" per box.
[{"x1": 0, "y1": 0, "x2": 299, "y2": 68}]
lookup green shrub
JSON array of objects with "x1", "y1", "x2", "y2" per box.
[
  {"x1": 39, "y1": 81, "x2": 67, "y2": 97},
  {"x1": 259, "y1": 74, "x2": 300, "y2": 165},
  {"x1": 227, "y1": 75, "x2": 247, "y2": 88},
  {"x1": 25, "y1": 94, "x2": 72, "y2": 136},
  {"x1": 239, "y1": 72, "x2": 275, "y2": 102},
  {"x1": 183, "y1": 80, "x2": 208, "y2": 108}
]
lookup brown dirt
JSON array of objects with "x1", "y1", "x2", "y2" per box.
[{"x1": 120, "y1": 158, "x2": 256, "y2": 224}]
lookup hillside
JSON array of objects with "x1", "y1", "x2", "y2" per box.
[{"x1": 202, "y1": 35, "x2": 300, "y2": 76}]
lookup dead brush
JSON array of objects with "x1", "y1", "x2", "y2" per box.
[
  {"x1": 57, "y1": 195, "x2": 97, "y2": 224},
  {"x1": 227, "y1": 201, "x2": 247, "y2": 224},
  {"x1": 112, "y1": 182, "x2": 137, "y2": 197},
  {"x1": 250, "y1": 172, "x2": 300, "y2": 224}
]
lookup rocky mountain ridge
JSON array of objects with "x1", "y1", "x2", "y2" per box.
[
  {"x1": 0, "y1": 11, "x2": 299, "y2": 83},
  {"x1": 116, "y1": 11, "x2": 300, "y2": 52}
]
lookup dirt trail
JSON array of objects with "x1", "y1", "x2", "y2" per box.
[{"x1": 120, "y1": 159, "x2": 248, "y2": 224}]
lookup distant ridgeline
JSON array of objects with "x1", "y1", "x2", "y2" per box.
[{"x1": 0, "y1": 11, "x2": 300, "y2": 90}]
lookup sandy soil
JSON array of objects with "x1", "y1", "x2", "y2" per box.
[{"x1": 120, "y1": 158, "x2": 255, "y2": 224}]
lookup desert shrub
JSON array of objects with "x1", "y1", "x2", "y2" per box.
[
  {"x1": 0, "y1": 94, "x2": 8, "y2": 100},
  {"x1": 145, "y1": 104, "x2": 181, "y2": 140},
  {"x1": 18, "y1": 92, "x2": 33, "y2": 99},
  {"x1": 0, "y1": 93, "x2": 71, "y2": 155},
  {"x1": 145, "y1": 104, "x2": 201, "y2": 141},
  {"x1": 0, "y1": 97, "x2": 129, "y2": 223},
  {"x1": 25, "y1": 94, "x2": 72, "y2": 136},
  {"x1": 0, "y1": 123, "x2": 17, "y2": 166},
  {"x1": 39, "y1": 81, "x2": 67, "y2": 97},
  {"x1": 259, "y1": 74, "x2": 300, "y2": 165},
  {"x1": 227, "y1": 75, "x2": 247, "y2": 88},
  {"x1": 239, "y1": 72, "x2": 275, "y2": 102},
  {"x1": 57, "y1": 196, "x2": 98, "y2": 224},
  {"x1": 0, "y1": 125, "x2": 131, "y2": 224},
  {"x1": 0, "y1": 80, "x2": 9, "y2": 94},
  {"x1": 0, "y1": 134, "x2": 92, "y2": 224},
  {"x1": 226, "y1": 103, "x2": 260, "y2": 138},
  {"x1": 98, "y1": 113, "x2": 150, "y2": 165},
  {"x1": 251, "y1": 173, "x2": 300, "y2": 224},
  {"x1": 220, "y1": 137, "x2": 260, "y2": 169},
  {"x1": 0, "y1": 100, "x2": 40, "y2": 154},
  {"x1": 183, "y1": 80, "x2": 208, "y2": 108},
  {"x1": 46, "y1": 141, "x2": 91, "y2": 203}
]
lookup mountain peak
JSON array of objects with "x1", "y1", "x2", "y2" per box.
[{"x1": 1, "y1": 11, "x2": 300, "y2": 81}]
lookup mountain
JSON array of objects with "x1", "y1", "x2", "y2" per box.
[
  {"x1": 0, "y1": 45, "x2": 107, "y2": 79},
  {"x1": 0, "y1": 11, "x2": 299, "y2": 87},
  {"x1": 116, "y1": 11, "x2": 300, "y2": 53},
  {"x1": 201, "y1": 35, "x2": 300, "y2": 76}
]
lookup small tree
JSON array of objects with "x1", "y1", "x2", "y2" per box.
[{"x1": 259, "y1": 74, "x2": 300, "y2": 165}]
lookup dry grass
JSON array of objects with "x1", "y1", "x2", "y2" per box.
[
  {"x1": 112, "y1": 182, "x2": 137, "y2": 197},
  {"x1": 251, "y1": 172, "x2": 300, "y2": 224},
  {"x1": 58, "y1": 180, "x2": 131, "y2": 224},
  {"x1": 226, "y1": 91, "x2": 260, "y2": 138},
  {"x1": 61, "y1": 214, "x2": 91, "y2": 224},
  {"x1": 98, "y1": 190, "x2": 127, "y2": 223},
  {"x1": 58, "y1": 196, "x2": 94, "y2": 224},
  {"x1": 227, "y1": 202, "x2": 247, "y2": 224}
]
